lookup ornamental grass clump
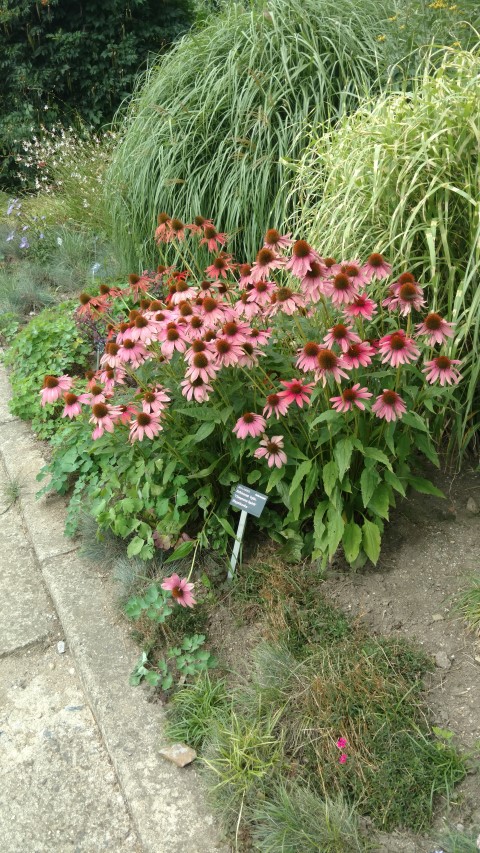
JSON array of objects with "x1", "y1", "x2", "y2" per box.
[
  {"x1": 40, "y1": 217, "x2": 462, "y2": 567},
  {"x1": 293, "y1": 47, "x2": 480, "y2": 454},
  {"x1": 105, "y1": 0, "x2": 393, "y2": 267}
]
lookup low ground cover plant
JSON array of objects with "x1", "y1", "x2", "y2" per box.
[{"x1": 38, "y1": 216, "x2": 461, "y2": 567}]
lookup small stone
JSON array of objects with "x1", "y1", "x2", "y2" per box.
[
  {"x1": 159, "y1": 743, "x2": 197, "y2": 767},
  {"x1": 455, "y1": 823, "x2": 464, "y2": 832},
  {"x1": 466, "y1": 497, "x2": 479, "y2": 515},
  {"x1": 56, "y1": 641, "x2": 66, "y2": 654},
  {"x1": 431, "y1": 614, "x2": 444, "y2": 622},
  {"x1": 474, "y1": 655, "x2": 480, "y2": 665},
  {"x1": 435, "y1": 651, "x2": 451, "y2": 670}
]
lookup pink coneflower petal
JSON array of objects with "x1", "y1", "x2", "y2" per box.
[
  {"x1": 263, "y1": 228, "x2": 293, "y2": 251},
  {"x1": 40, "y1": 374, "x2": 72, "y2": 406},
  {"x1": 263, "y1": 393, "x2": 290, "y2": 419},
  {"x1": 199, "y1": 224, "x2": 227, "y2": 252},
  {"x1": 161, "y1": 574, "x2": 196, "y2": 608},
  {"x1": 415, "y1": 313, "x2": 454, "y2": 346},
  {"x1": 267, "y1": 286, "x2": 305, "y2": 316},
  {"x1": 372, "y1": 390, "x2": 407, "y2": 422},
  {"x1": 378, "y1": 330, "x2": 420, "y2": 367},
  {"x1": 343, "y1": 293, "x2": 377, "y2": 321},
  {"x1": 338, "y1": 260, "x2": 367, "y2": 288},
  {"x1": 323, "y1": 323, "x2": 361, "y2": 353},
  {"x1": 278, "y1": 380, "x2": 315, "y2": 408},
  {"x1": 233, "y1": 412, "x2": 266, "y2": 439},
  {"x1": 422, "y1": 356, "x2": 462, "y2": 386},
  {"x1": 129, "y1": 411, "x2": 163, "y2": 442},
  {"x1": 330, "y1": 384, "x2": 372, "y2": 413},
  {"x1": 250, "y1": 247, "x2": 285, "y2": 282},
  {"x1": 296, "y1": 341, "x2": 321, "y2": 372},
  {"x1": 285, "y1": 240, "x2": 320, "y2": 278},
  {"x1": 383, "y1": 273, "x2": 425, "y2": 315},
  {"x1": 325, "y1": 272, "x2": 358, "y2": 306},
  {"x1": 180, "y1": 375, "x2": 214, "y2": 402},
  {"x1": 363, "y1": 253, "x2": 392, "y2": 282},
  {"x1": 205, "y1": 254, "x2": 233, "y2": 280},
  {"x1": 314, "y1": 349, "x2": 350, "y2": 386},
  {"x1": 61, "y1": 392, "x2": 90, "y2": 418},
  {"x1": 342, "y1": 341, "x2": 376, "y2": 369},
  {"x1": 254, "y1": 434, "x2": 287, "y2": 468}
]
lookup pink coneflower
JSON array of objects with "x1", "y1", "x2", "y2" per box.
[
  {"x1": 363, "y1": 252, "x2": 392, "y2": 282},
  {"x1": 205, "y1": 254, "x2": 233, "y2": 280},
  {"x1": 378, "y1": 330, "x2": 420, "y2": 367},
  {"x1": 324, "y1": 323, "x2": 361, "y2": 353},
  {"x1": 40, "y1": 374, "x2": 73, "y2": 406},
  {"x1": 155, "y1": 213, "x2": 171, "y2": 242},
  {"x1": 235, "y1": 291, "x2": 261, "y2": 320},
  {"x1": 181, "y1": 375, "x2": 214, "y2": 402},
  {"x1": 339, "y1": 260, "x2": 367, "y2": 289},
  {"x1": 185, "y1": 351, "x2": 218, "y2": 382},
  {"x1": 128, "y1": 314, "x2": 160, "y2": 343},
  {"x1": 87, "y1": 383, "x2": 108, "y2": 405},
  {"x1": 129, "y1": 411, "x2": 162, "y2": 442},
  {"x1": 300, "y1": 261, "x2": 329, "y2": 301},
  {"x1": 237, "y1": 341, "x2": 262, "y2": 367},
  {"x1": 416, "y1": 313, "x2": 454, "y2": 346},
  {"x1": 268, "y1": 286, "x2": 305, "y2": 316},
  {"x1": 211, "y1": 337, "x2": 243, "y2": 367},
  {"x1": 221, "y1": 320, "x2": 250, "y2": 344},
  {"x1": 296, "y1": 342, "x2": 321, "y2": 372},
  {"x1": 342, "y1": 341, "x2": 376, "y2": 369},
  {"x1": 250, "y1": 247, "x2": 285, "y2": 283},
  {"x1": 254, "y1": 435, "x2": 287, "y2": 468},
  {"x1": 117, "y1": 338, "x2": 149, "y2": 366},
  {"x1": 200, "y1": 295, "x2": 228, "y2": 326},
  {"x1": 141, "y1": 386, "x2": 170, "y2": 413},
  {"x1": 248, "y1": 327, "x2": 271, "y2": 347},
  {"x1": 186, "y1": 215, "x2": 213, "y2": 235},
  {"x1": 263, "y1": 393, "x2": 290, "y2": 419},
  {"x1": 199, "y1": 224, "x2": 227, "y2": 252},
  {"x1": 89, "y1": 402, "x2": 121, "y2": 439},
  {"x1": 343, "y1": 292, "x2": 377, "y2": 321},
  {"x1": 286, "y1": 240, "x2": 319, "y2": 278},
  {"x1": 237, "y1": 263, "x2": 254, "y2": 288},
  {"x1": 278, "y1": 379, "x2": 315, "y2": 408},
  {"x1": 314, "y1": 349, "x2": 350, "y2": 386},
  {"x1": 325, "y1": 273, "x2": 358, "y2": 306},
  {"x1": 169, "y1": 281, "x2": 198, "y2": 305},
  {"x1": 383, "y1": 273, "x2": 425, "y2": 315},
  {"x1": 233, "y1": 412, "x2": 266, "y2": 439},
  {"x1": 100, "y1": 342, "x2": 123, "y2": 369},
  {"x1": 118, "y1": 404, "x2": 138, "y2": 425},
  {"x1": 330, "y1": 384, "x2": 372, "y2": 413},
  {"x1": 159, "y1": 324, "x2": 188, "y2": 358},
  {"x1": 167, "y1": 217, "x2": 187, "y2": 242},
  {"x1": 185, "y1": 338, "x2": 209, "y2": 364},
  {"x1": 247, "y1": 279, "x2": 276, "y2": 306},
  {"x1": 423, "y1": 356, "x2": 462, "y2": 386},
  {"x1": 61, "y1": 392, "x2": 90, "y2": 418},
  {"x1": 372, "y1": 390, "x2": 407, "y2": 422},
  {"x1": 161, "y1": 574, "x2": 196, "y2": 608},
  {"x1": 263, "y1": 228, "x2": 292, "y2": 251}
]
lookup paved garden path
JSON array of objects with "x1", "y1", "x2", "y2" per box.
[{"x1": 0, "y1": 362, "x2": 224, "y2": 853}]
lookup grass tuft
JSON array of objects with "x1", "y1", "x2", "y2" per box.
[
  {"x1": 165, "y1": 672, "x2": 229, "y2": 751},
  {"x1": 455, "y1": 575, "x2": 480, "y2": 636}
]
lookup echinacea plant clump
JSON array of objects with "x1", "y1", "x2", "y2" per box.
[{"x1": 40, "y1": 215, "x2": 461, "y2": 568}]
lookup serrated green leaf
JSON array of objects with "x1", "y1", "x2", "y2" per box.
[
  {"x1": 362, "y1": 519, "x2": 381, "y2": 565},
  {"x1": 326, "y1": 506, "x2": 344, "y2": 559},
  {"x1": 407, "y1": 476, "x2": 444, "y2": 498},
  {"x1": 247, "y1": 470, "x2": 261, "y2": 484},
  {"x1": 143, "y1": 585, "x2": 160, "y2": 605},
  {"x1": 368, "y1": 483, "x2": 391, "y2": 519},
  {"x1": 323, "y1": 460, "x2": 339, "y2": 497},
  {"x1": 334, "y1": 438, "x2": 353, "y2": 480},
  {"x1": 127, "y1": 536, "x2": 144, "y2": 557},
  {"x1": 289, "y1": 460, "x2": 312, "y2": 495},
  {"x1": 303, "y1": 464, "x2": 319, "y2": 504},
  {"x1": 266, "y1": 466, "x2": 285, "y2": 493},
  {"x1": 402, "y1": 411, "x2": 429, "y2": 432},
  {"x1": 164, "y1": 539, "x2": 196, "y2": 563},
  {"x1": 383, "y1": 469, "x2": 406, "y2": 496},
  {"x1": 360, "y1": 465, "x2": 380, "y2": 508},
  {"x1": 363, "y1": 447, "x2": 393, "y2": 470},
  {"x1": 342, "y1": 521, "x2": 362, "y2": 564}
]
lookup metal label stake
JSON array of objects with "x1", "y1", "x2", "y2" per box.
[{"x1": 227, "y1": 484, "x2": 268, "y2": 581}]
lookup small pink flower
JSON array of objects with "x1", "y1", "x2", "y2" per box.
[
  {"x1": 248, "y1": 327, "x2": 271, "y2": 347},
  {"x1": 247, "y1": 279, "x2": 276, "y2": 306},
  {"x1": 254, "y1": 434, "x2": 287, "y2": 468},
  {"x1": 296, "y1": 342, "x2": 321, "y2": 372},
  {"x1": 263, "y1": 228, "x2": 293, "y2": 251},
  {"x1": 372, "y1": 390, "x2": 407, "y2": 422},
  {"x1": 278, "y1": 379, "x2": 315, "y2": 408},
  {"x1": 263, "y1": 393, "x2": 290, "y2": 420},
  {"x1": 325, "y1": 272, "x2": 358, "y2": 306},
  {"x1": 268, "y1": 286, "x2": 305, "y2": 316},
  {"x1": 363, "y1": 252, "x2": 392, "y2": 282},
  {"x1": 286, "y1": 240, "x2": 320, "y2": 278},
  {"x1": 129, "y1": 411, "x2": 163, "y2": 442},
  {"x1": 141, "y1": 385, "x2": 170, "y2": 413},
  {"x1": 336, "y1": 738, "x2": 347, "y2": 749},
  {"x1": 343, "y1": 292, "x2": 377, "y2": 321},
  {"x1": 300, "y1": 261, "x2": 329, "y2": 301},
  {"x1": 199, "y1": 223, "x2": 227, "y2": 252},
  {"x1": 339, "y1": 753, "x2": 347, "y2": 764},
  {"x1": 314, "y1": 349, "x2": 350, "y2": 386},
  {"x1": 323, "y1": 323, "x2": 361, "y2": 353},
  {"x1": 205, "y1": 254, "x2": 233, "y2": 280},
  {"x1": 342, "y1": 341, "x2": 376, "y2": 369},
  {"x1": 338, "y1": 260, "x2": 368, "y2": 288},
  {"x1": 185, "y1": 351, "x2": 218, "y2": 382},
  {"x1": 181, "y1": 375, "x2": 214, "y2": 402},
  {"x1": 237, "y1": 263, "x2": 254, "y2": 288},
  {"x1": 161, "y1": 574, "x2": 196, "y2": 608},
  {"x1": 383, "y1": 273, "x2": 425, "y2": 315},
  {"x1": 210, "y1": 337, "x2": 244, "y2": 367},
  {"x1": 415, "y1": 313, "x2": 454, "y2": 346},
  {"x1": 233, "y1": 412, "x2": 266, "y2": 440},
  {"x1": 378, "y1": 330, "x2": 420, "y2": 367},
  {"x1": 117, "y1": 338, "x2": 149, "y2": 366},
  {"x1": 159, "y1": 324, "x2": 188, "y2": 358},
  {"x1": 40, "y1": 375, "x2": 72, "y2": 406},
  {"x1": 423, "y1": 356, "x2": 462, "y2": 386},
  {"x1": 89, "y1": 402, "x2": 121, "y2": 439},
  {"x1": 250, "y1": 247, "x2": 285, "y2": 282},
  {"x1": 155, "y1": 213, "x2": 171, "y2": 243},
  {"x1": 61, "y1": 392, "x2": 90, "y2": 418},
  {"x1": 330, "y1": 384, "x2": 372, "y2": 413}
]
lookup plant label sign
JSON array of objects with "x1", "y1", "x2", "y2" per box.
[
  {"x1": 230, "y1": 484, "x2": 268, "y2": 518},
  {"x1": 228, "y1": 484, "x2": 268, "y2": 580}
]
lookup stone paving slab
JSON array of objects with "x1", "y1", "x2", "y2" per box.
[
  {"x1": 0, "y1": 355, "x2": 17, "y2": 424},
  {"x1": 0, "y1": 457, "x2": 57, "y2": 656},
  {"x1": 0, "y1": 645, "x2": 140, "y2": 853}
]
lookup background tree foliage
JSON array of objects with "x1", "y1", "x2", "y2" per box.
[{"x1": 0, "y1": 0, "x2": 194, "y2": 190}]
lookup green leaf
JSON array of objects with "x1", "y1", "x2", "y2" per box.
[
  {"x1": 127, "y1": 536, "x2": 144, "y2": 557},
  {"x1": 143, "y1": 585, "x2": 160, "y2": 605},
  {"x1": 289, "y1": 485, "x2": 303, "y2": 521},
  {"x1": 368, "y1": 483, "x2": 391, "y2": 519},
  {"x1": 289, "y1": 460, "x2": 312, "y2": 495},
  {"x1": 407, "y1": 476, "x2": 445, "y2": 498},
  {"x1": 362, "y1": 519, "x2": 381, "y2": 565},
  {"x1": 360, "y1": 465, "x2": 380, "y2": 508},
  {"x1": 266, "y1": 466, "x2": 285, "y2": 493},
  {"x1": 310, "y1": 410, "x2": 341, "y2": 427},
  {"x1": 326, "y1": 506, "x2": 344, "y2": 559},
  {"x1": 342, "y1": 521, "x2": 362, "y2": 564},
  {"x1": 303, "y1": 464, "x2": 319, "y2": 504},
  {"x1": 334, "y1": 438, "x2": 353, "y2": 480},
  {"x1": 323, "y1": 460, "x2": 339, "y2": 497},
  {"x1": 384, "y1": 469, "x2": 406, "y2": 496},
  {"x1": 402, "y1": 411, "x2": 429, "y2": 432},
  {"x1": 362, "y1": 447, "x2": 392, "y2": 470},
  {"x1": 414, "y1": 431, "x2": 440, "y2": 467},
  {"x1": 216, "y1": 516, "x2": 237, "y2": 539},
  {"x1": 193, "y1": 421, "x2": 216, "y2": 442},
  {"x1": 247, "y1": 470, "x2": 261, "y2": 484},
  {"x1": 164, "y1": 539, "x2": 196, "y2": 563},
  {"x1": 313, "y1": 500, "x2": 329, "y2": 551}
]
